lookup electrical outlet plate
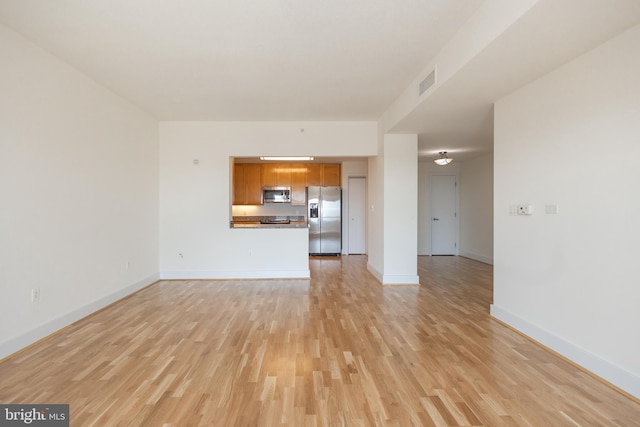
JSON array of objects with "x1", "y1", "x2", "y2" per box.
[{"x1": 517, "y1": 204, "x2": 534, "y2": 215}]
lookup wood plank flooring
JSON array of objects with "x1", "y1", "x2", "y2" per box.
[{"x1": 1, "y1": 255, "x2": 638, "y2": 426}]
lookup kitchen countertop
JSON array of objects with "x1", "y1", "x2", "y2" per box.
[
  {"x1": 231, "y1": 215, "x2": 307, "y2": 229},
  {"x1": 231, "y1": 222, "x2": 307, "y2": 229}
]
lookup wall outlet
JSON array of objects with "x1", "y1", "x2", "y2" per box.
[
  {"x1": 517, "y1": 204, "x2": 534, "y2": 215},
  {"x1": 31, "y1": 288, "x2": 40, "y2": 303}
]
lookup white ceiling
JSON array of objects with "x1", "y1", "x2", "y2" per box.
[
  {"x1": 393, "y1": 0, "x2": 640, "y2": 161},
  {"x1": 0, "y1": 0, "x2": 482, "y2": 121},
  {"x1": 1, "y1": 0, "x2": 639, "y2": 162}
]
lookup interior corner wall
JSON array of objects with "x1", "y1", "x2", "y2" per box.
[
  {"x1": 381, "y1": 134, "x2": 419, "y2": 285},
  {"x1": 366, "y1": 131, "x2": 385, "y2": 281},
  {"x1": 492, "y1": 24, "x2": 640, "y2": 398},
  {"x1": 459, "y1": 154, "x2": 493, "y2": 264},
  {"x1": 0, "y1": 24, "x2": 159, "y2": 359}
]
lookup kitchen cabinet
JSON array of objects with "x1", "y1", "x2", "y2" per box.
[
  {"x1": 290, "y1": 164, "x2": 307, "y2": 205},
  {"x1": 233, "y1": 162, "x2": 341, "y2": 205},
  {"x1": 306, "y1": 164, "x2": 341, "y2": 187},
  {"x1": 261, "y1": 164, "x2": 278, "y2": 187},
  {"x1": 245, "y1": 164, "x2": 262, "y2": 204},
  {"x1": 322, "y1": 164, "x2": 341, "y2": 186},
  {"x1": 233, "y1": 164, "x2": 262, "y2": 205},
  {"x1": 262, "y1": 164, "x2": 292, "y2": 187},
  {"x1": 233, "y1": 164, "x2": 246, "y2": 205},
  {"x1": 306, "y1": 164, "x2": 322, "y2": 186}
]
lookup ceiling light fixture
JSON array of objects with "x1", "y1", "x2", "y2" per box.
[
  {"x1": 434, "y1": 152, "x2": 452, "y2": 166},
  {"x1": 259, "y1": 156, "x2": 314, "y2": 161}
]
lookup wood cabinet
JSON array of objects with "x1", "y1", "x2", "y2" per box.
[
  {"x1": 305, "y1": 164, "x2": 341, "y2": 187},
  {"x1": 233, "y1": 164, "x2": 246, "y2": 205},
  {"x1": 262, "y1": 164, "x2": 292, "y2": 187},
  {"x1": 233, "y1": 162, "x2": 341, "y2": 205},
  {"x1": 233, "y1": 164, "x2": 262, "y2": 205},
  {"x1": 322, "y1": 164, "x2": 341, "y2": 186},
  {"x1": 245, "y1": 164, "x2": 262, "y2": 205},
  {"x1": 261, "y1": 164, "x2": 278, "y2": 187},
  {"x1": 290, "y1": 164, "x2": 307, "y2": 205},
  {"x1": 306, "y1": 164, "x2": 322, "y2": 187}
]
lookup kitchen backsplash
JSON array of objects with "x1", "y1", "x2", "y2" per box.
[
  {"x1": 232, "y1": 203, "x2": 306, "y2": 218},
  {"x1": 232, "y1": 215, "x2": 306, "y2": 223}
]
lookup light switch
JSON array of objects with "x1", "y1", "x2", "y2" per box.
[{"x1": 545, "y1": 204, "x2": 559, "y2": 214}]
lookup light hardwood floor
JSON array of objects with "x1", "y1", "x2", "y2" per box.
[{"x1": 1, "y1": 256, "x2": 638, "y2": 426}]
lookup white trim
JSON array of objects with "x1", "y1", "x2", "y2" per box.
[
  {"x1": 367, "y1": 262, "x2": 383, "y2": 283},
  {"x1": 459, "y1": 251, "x2": 493, "y2": 265},
  {"x1": 490, "y1": 304, "x2": 640, "y2": 399},
  {"x1": 382, "y1": 275, "x2": 420, "y2": 285},
  {"x1": 160, "y1": 270, "x2": 310, "y2": 280},
  {"x1": 366, "y1": 263, "x2": 419, "y2": 285},
  {"x1": 0, "y1": 273, "x2": 160, "y2": 361}
]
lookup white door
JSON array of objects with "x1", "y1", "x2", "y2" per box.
[
  {"x1": 348, "y1": 177, "x2": 366, "y2": 254},
  {"x1": 431, "y1": 175, "x2": 457, "y2": 255}
]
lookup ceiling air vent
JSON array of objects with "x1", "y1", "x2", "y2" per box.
[{"x1": 419, "y1": 69, "x2": 436, "y2": 96}]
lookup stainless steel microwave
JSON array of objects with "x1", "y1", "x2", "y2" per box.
[{"x1": 262, "y1": 187, "x2": 291, "y2": 203}]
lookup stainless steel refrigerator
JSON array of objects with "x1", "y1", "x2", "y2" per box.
[{"x1": 307, "y1": 186, "x2": 341, "y2": 255}]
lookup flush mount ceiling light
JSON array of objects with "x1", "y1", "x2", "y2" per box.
[
  {"x1": 259, "y1": 156, "x2": 314, "y2": 161},
  {"x1": 434, "y1": 152, "x2": 452, "y2": 166}
]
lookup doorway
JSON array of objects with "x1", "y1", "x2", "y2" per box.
[
  {"x1": 347, "y1": 177, "x2": 366, "y2": 254},
  {"x1": 430, "y1": 174, "x2": 457, "y2": 255}
]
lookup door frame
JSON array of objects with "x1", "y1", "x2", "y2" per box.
[{"x1": 429, "y1": 173, "x2": 459, "y2": 256}]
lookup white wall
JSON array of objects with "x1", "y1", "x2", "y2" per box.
[
  {"x1": 492, "y1": 24, "x2": 640, "y2": 398},
  {"x1": 459, "y1": 154, "x2": 493, "y2": 264},
  {"x1": 367, "y1": 131, "x2": 385, "y2": 276},
  {"x1": 383, "y1": 134, "x2": 418, "y2": 284},
  {"x1": 0, "y1": 24, "x2": 159, "y2": 359},
  {"x1": 159, "y1": 122, "x2": 376, "y2": 279},
  {"x1": 367, "y1": 134, "x2": 419, "y2": 285}
]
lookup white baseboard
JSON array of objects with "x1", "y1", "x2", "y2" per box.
[
  {"x1": 0, "y1": 273, "x2": 159, "y2": 361},
  {"x1": 490, "y1": 304, "x2": 640, "y2": 399},
  {"x1": 382, "y1": 275, "x2": 420, "y2": 285},
  {"x1": 367, "y1": 262, "x2": 383, "y2": 283},
  {"x1": 159, "y1": 270, "x2": 311, "y2": 280},
  {"x1": 366, "y1": 263, "x2": 419, "y2": 285},
  {"x1": 459, "y1": 251, "x2": 494, "y2": 265}
]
